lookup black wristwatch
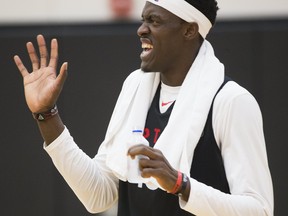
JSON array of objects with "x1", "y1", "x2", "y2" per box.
[{"x1": 177, "y1": 173, "x2": 189, "y2": 197}]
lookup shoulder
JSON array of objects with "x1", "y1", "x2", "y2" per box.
[
  {"x1": 212, "y1": 81, "x2": 263, "y2": 144},
  {"x1": 214, "y1": 81, "x2": 260, "y2": 112},
  {"x1": 216, "y1": 81, "x2": 253, "y2": 104},
  {"x1": 118, "y1": 69, "x2": 143, "y2": 93},
  {"x1": 123, "y1": 69, "x2": 143, "y2": 84}
]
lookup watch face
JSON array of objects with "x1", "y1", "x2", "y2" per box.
[{"x1": 183, "y1": 174, "x2": 188, "y2": 182}]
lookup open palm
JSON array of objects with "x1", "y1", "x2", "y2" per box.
[{"x1": 14, "y1": 35, "x2": 68, "y2": 113}]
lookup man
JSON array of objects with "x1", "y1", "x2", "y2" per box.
[{"x1": 14, "y1": 0, "x2": 273, "y2": 215}]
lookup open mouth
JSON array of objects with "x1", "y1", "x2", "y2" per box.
[
  {"x1": 141, "y1": 43, "x2": 153, "y2": 59},
  {"x1": 142, "y1": 43, "x2": 153, "y2": 51}
]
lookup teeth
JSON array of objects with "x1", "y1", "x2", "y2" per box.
[{"x1": 142, "y1": 43, "x2": 153, "y2": 49}]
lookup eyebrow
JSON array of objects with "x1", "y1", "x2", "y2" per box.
[{"x1": 142, "y1": 13, "x2": 164, "y2": 21}]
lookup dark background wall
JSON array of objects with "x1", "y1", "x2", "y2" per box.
[{"x1": 0, "y1": 19, "x2": 287, "y2": 216}]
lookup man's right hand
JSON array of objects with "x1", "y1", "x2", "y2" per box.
[{"x1": 14, "y1": 34, "x2": 68, "y2": 113}]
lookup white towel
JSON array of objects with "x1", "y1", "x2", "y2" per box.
[{"x1": 98, "y1": 40, "x2": 225, "y2": 190}]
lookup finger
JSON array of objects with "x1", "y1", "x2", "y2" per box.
[
  {"x1": 141, "y1": 167, "x2": 162, "y2": 178},
  {"x1": 55, "y1": 62, "x2": 68, "y2": 91},
  {"x1": 37, "y1": 34, "x2": 49, "y2": 68},
  {"x1": 139, "y1": 156, "x2": 173, "y2": 171},
  {"x1": 139, "y1": 157, "x2": 161, "y2": 170},
  {"x1": 141, "y1": 167, "x2": 178, "y2": 191},
  {"x1": 14, "y1": 55, "x2": 29, "y2": 77},
  {"x1": 48, "y1": 38, "x2": 58, "y2": 69},
  {"x1": 128, "y1": 145, "x2": 162, "y2": 160},
  {"x1": 140, "y1": 166, "x2": 168, "y2": 180},
  {"x1": 26, "y1": 42, "x2": 39, "y2": 70}
]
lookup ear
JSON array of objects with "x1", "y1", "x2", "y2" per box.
[{"x1": 183, "y1": 22, "x2": 199, "y2": 40}]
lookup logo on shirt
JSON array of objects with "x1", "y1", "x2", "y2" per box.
[{"x1": 161, "y1": 101, "x2": 174, "y2": 107}]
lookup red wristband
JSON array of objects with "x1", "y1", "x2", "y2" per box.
[{"x1": 170, "y1": 171, "x2": 182, "y2": 194}]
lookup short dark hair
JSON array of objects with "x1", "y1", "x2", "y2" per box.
[{"x1": 185, "y1": 0, "x2": 219, "y2": 25}]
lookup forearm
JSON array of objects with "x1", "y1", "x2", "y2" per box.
[
  {"x1": 37, "y1": 113, "x2": 65, "y2": 145},
  {"x1": 44, "y1": 127, "x2": 119, "y2": 213},
  {"x1": 180, "y1": 178, "x2": 272, "y2": 216}
]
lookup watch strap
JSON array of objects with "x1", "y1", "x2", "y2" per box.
[{"x1": 32, "y1": 105, "x2": 58, "y2": 121}]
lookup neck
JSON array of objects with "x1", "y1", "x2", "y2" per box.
[
  {"x1": 161, "y1": 46, "x2": 200, "y2": 86},
  {"x1": 160, "y1": 63, "x2": 191, "y2": 86}
]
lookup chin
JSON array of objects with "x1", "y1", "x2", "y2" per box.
[
  {"x1": 141, "y1": 68, "x2": 153, "y2": 73},
  {"x1": 140, "y1": 63, "x2": 154, "y2": 73}
]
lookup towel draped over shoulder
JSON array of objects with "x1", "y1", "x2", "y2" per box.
[{"x1": 98, "y1": 40, "x2": 225, "y2": 190}]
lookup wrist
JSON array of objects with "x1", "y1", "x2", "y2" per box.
[
  {"x1": 176, "y1": 173, "x2": 189, "y2": 197},
  {"x1": 168, "y1": 172, "x2": 190, "y2": 200},
  {"x1": 168, "y1": 171, "x2": 183, "y2": 194},
  {"x1": 32, "y1": 105, "x2": 58, "y2": 121}
]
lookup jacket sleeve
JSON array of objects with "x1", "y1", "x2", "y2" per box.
[
  {"x1": 180, "y1": 82, "x2": 274, "y2": 216},
  {"x1": 44, "y1": 127, "x2": 119, "y2": 213}
]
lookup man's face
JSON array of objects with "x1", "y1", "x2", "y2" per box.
[{"x1": 138, "y1": 2, "x2": 186, "y2": 73}]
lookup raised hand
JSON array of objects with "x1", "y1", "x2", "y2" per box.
[{"x1": 14, "y1": 34, "x2": 68, "y2": 113}]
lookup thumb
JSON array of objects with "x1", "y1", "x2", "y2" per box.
[{"x1": 56, "y1": 62, "x2": 68, "y2": 89}]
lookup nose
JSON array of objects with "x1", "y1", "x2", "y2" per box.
[{"x1": 137, "y1": 22, "x2": 150, "y2": 37}]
